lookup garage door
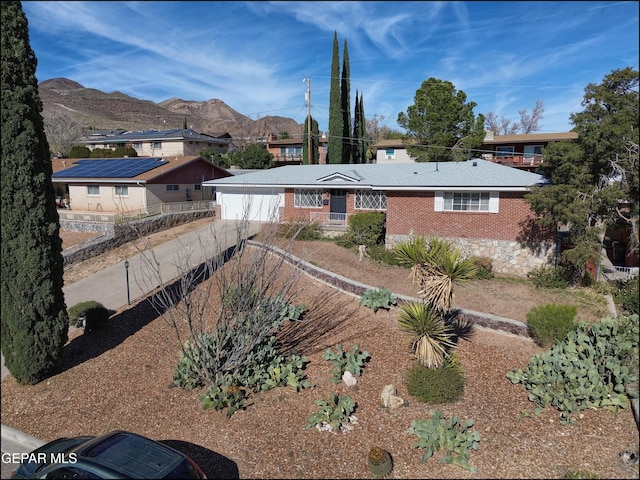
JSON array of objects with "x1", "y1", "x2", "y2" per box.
[{"x1": 217, "y1": 187, "x2": 284, "y2": 222}]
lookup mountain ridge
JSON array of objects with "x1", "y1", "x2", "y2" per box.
[{"x1": 39, "y1": 78, "x2": 303, "y2": 140}]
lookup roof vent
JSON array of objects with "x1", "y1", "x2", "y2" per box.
[{"x1": 472, "y1": 161, "x2": 478, "y2": 167}]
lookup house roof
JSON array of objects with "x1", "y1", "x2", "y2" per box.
[
  {"x1": 52, "y1": 156, "x2": 223, "y2": 183},
  {"x1": 203, "y1": 159, "x2": 546, "y2": 191},
  {"x1": 482, "y1": 131, "x2": 578, "y2": 144},
  {"x1": 81, "y1": 128, "x2": 231, "y2": 145},
  {"x1": 373, "y1": 132, "x2": 579, "y2": 150}
]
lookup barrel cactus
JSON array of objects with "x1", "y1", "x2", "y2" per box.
[{"x1": 367, "y1": 446, "x2": 393, "y2": 478}]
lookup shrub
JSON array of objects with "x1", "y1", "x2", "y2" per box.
[
  {"x1": 615, "y1": 275, "x2": 639, "y2": 315},
  {"x1": 366, "y1": 244, "x2": 404, "y2": 266},
  {"x1": 406, "y1": 358, "x2": 465, "y2": 404},
  {"x1": 360, "y1": 287, "x2": 397, "y2": 312},
  {"x1": 305, "y1": 393, "x2": 357, "y2": 433},
  {"x1": 507, "y1": 314, "x2": 639, "y2": 425},
  {"x1": 469, "y1": 256, "x2": 494, "y2": 279},
  {"x1": 527, "y1": 265, "x2": 571, "y2": 289},
  {"x1": 345, "y1": 211, "x2": 386, "y2": 247},
  {"x1": 172, "y1": 295, "x2": 314, "y2": 417},
  {"x1": 408, "y1": 410, "x2": 480, "y2": 473},
  {"x1": 323, "y1": 344, "x2": 371, "y2": 383},
  {"x1": 526, "y1": 304, "x2": 577, "y2": 348},
  {"x1": 276, "y1": 219, "x2": 322, "y2": 240},
  {"x1": 68, "y1": 301, "x2": 108, "y2": 329},
  {"x1": 68, "y1": 145, "x2": 91, "y2": 158}
]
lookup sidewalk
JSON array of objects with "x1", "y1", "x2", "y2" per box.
[{"x1": 1, "y1": 219, "x2": 259, "y2": 454}]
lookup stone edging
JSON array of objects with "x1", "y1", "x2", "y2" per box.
[{"x1": 247, "y1": 240, "x2": 531, "y2": 339}]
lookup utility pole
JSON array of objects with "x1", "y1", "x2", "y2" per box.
[{"x1": 305, "y1": 76, "x2": 313, "y2": 164}]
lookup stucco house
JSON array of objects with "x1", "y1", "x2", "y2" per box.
[
  {"x1": 52, "y1": 156, "x2": 232, "y2": 213},
  {"x1": 81, "y1": 128, "x2": 232, "y2": 157},
  {"x1": 203, "y1": 159, "x2": 555, "y2": 276}
]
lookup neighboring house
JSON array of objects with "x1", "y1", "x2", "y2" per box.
[
  {"x1": 81, "y1": 128, "x2": 232, "y2": 157},
  {"x1": 52, "y1": 156, "x2": 232, "y2": 213},
  {"x1": 203, "y1": 159, "x2": 554, "y2": 276},
  {"x1": 374, "y1": 131, "x2": 579, "y2": 170},
  {"x1": 480, "y1": 131, "x2": 579, "y2": 171},
  {"x1": 375, "y1": 139, "x2": 415, "y2": 164},
  {"x1": 264, "y1": 133, "x2": 329, "y2": 165}
]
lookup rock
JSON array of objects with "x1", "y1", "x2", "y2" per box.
[
  {"x1": 342, "y1": 371, "x2": 357, "y2": 387},
  {"x1": 380, "y1": 384, "x2": 406, "y2": 409}
]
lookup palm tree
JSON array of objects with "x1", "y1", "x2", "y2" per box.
[{"x1": 397, "y1": 301, "x2": 455, "y2": 368}]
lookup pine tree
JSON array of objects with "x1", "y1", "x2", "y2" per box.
[
  {"x1": 341, "y1": 39, "x2": 352, "y2": 164},
  {"x1": 327, "y1": 32, "x2": 343, "y2": 164},
  {"x1": 1, "y1": 0, "x2": 69, "y2": 384}
]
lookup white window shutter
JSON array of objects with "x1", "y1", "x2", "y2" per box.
[
  {"x1": 434, "y1": 191, "x2": 444, "y2": 211},
  {"x1": 489, "y1": 192, "x2": 499, "y2": 213}
]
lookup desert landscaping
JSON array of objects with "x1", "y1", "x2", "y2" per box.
[{"x1": 1, "y1": 222, "x2": 638, "y2": 479}]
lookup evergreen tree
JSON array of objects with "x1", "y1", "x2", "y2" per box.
[
  {"x1": 397, "y1": 78, "x2": 485, "y2": 162},
  {"x1": 341, "y1": 39, "x2": 352, "y2": 164},
  {"x1": 353, "y1": 91, "x2": 368, "y2": 164},
  {"x1": 183, "y1": 116, "x2": 188, "y2": 129},
  {"x1": 526, "y1": 67, "x2": 639, "y2": 280},
  {"x1": 327, "y1": 32, "x2": 343, "y2": 164},
  {"x1": 359, "y1": 93, "x2": 368, "y2": 163},
  {"x1": 1, "y1": 0, "x2": 68, "y2": 384},
  {"x1": 303, "y1": 116, "x2": 319, "y2": 165}
]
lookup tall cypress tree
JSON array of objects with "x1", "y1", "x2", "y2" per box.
[
  {"x1": 302, "y1": 116, "x2": 319, "y2": 165},
  {"x1": 1, "y1": 0, "x2": 68, "y2": 384},
  {"x1": 341, "y1": 39, "x2": 352, "y2": 164},
  {"x1": 358, "y1": 92, "x2": 368, "y2": 163},
  {"x1": 353, "y1": 91, "x2": 367, "y2": 164},
  {"x1": 327, "y1": 32, "x2": 342, "y2": 164},
  {"x1": 352, "y1": 91, "x2": 361, "y2": 163}
]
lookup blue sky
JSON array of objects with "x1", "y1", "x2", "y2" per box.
[{"x1": 22, "y1": 1, "x2": 639, "y2": 135}]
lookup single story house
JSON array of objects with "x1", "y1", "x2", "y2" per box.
[
  {"x1": 81, "y1": 128, "x2": 233, "y2": 157},
  {"x1": 52, "y1": 156, "x2": 232, "y2": 213},
  {"x1": 375, "y1": 131, "x2": 579, "y2": 171},
  {"x1": 203, "y1": 159, "x2": 555, "y2": 276}
]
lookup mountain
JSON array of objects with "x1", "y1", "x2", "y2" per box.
[{"x1": 38, "y1": 78, "x2": 303, "y2": 140}]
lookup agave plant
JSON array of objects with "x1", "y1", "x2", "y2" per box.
[{"x1": 397, "y1": 301, "x2": 456, "y2": 368}]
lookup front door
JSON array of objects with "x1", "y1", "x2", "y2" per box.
[{"x1": 330, "y1": 189, "x2": 347, "y2": 224}]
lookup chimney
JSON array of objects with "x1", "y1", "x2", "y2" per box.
[{"x1": 485, "y1": 129, "x2": 494, "y2": 141}]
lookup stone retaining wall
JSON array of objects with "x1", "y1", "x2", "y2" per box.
[
  {"x1": 61, "y1": 211, "x2": 213, "y2": 266},
  {"x1": 386, "y1": 234, "x2": 555, "y2": 277},
  {"x1": 248, "y1": 240, "x2": 531, "y2": 339}
]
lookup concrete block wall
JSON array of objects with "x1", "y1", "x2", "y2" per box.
[{"x1": 61, "y1": 211, "x2": 213, "y2": 266}]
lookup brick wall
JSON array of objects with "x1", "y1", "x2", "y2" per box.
[
  {"x1": 384, "y1": 191, "x2": 555, "y2": 276},
  {"x1": 385, "y1": 191, "x2": 538, "y2": 241}
]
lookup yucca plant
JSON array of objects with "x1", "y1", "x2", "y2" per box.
[
  {"x1": 394, "y1": 235, "x2": 427, "y2": 284},
  {"x1": 397, "y1": 301, "x2": 456, "y2": 368},
  {"x1": 416, "y1": 238, "x2": 477, "y2": 313}
]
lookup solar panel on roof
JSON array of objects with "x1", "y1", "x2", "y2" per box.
[{"x1": 53, "y1": 158, "x2": 168, "y2": 178}]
